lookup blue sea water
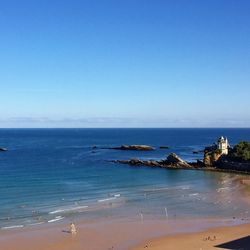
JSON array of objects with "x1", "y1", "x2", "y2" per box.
[{"x1": 0, "y1": 128, "x2": 249, "y2": 229}]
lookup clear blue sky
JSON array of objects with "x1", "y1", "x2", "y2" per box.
[{"x1": 0, "y1": 0, "x2": 249, "y2": 127}]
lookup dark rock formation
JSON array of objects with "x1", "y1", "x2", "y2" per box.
[
  {"x1": 113, "y1": 153, "x2": 194, "y2": 169},
  {"x1": 111, "y1": 139, "x2": 250, "y2": 174},
  {"x1": 113, "y1": 158, "x2": 161, "y2": 167},
  {"x1": 193, "y1": 150, "x2": 204, "y2": 154},
  {"x1": 159, "y1": 146, "x2": 170, "y2": 149},
  {"x1": 216, "y1": 159, "x2": 250, "y2": 172},
  {"x1": 164, "y1": 153, "x2": 192, "y2": 168},
  {"x1": 204, "y1": 149, "x2": 222, "y2": 166},
  {"x1": 196, "y1": 159, "x2": 205, "y2": 167},
  {"x1": 203, "y1": 141, "x2": 250, "y2": 173},
  {"x1": 105, "y1": 145, "x2": 155, "y2": 151}
]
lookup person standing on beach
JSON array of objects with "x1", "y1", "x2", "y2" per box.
[{"x1": 70, "y1": 223, "x2": 77, "y2": 234}]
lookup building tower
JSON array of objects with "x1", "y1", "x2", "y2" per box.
[{"x1": 217, "y1": 136, "x2": 229, "y2": 155}]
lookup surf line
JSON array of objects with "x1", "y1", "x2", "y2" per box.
[
  {"x1": 49, "y1": 206, "x2": 89, "y2": 214},
  {"x1": 48, "y1": 216, "x2": 64, "y2": 223},
  {"x1": 1, "y1": 225, "x2": 24, "y2": 230}
]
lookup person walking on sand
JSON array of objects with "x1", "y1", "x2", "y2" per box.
[{"x1": 70, "y1": 223, "x2": 77, "y2": 234}]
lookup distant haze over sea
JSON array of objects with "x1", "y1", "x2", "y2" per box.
[{"x1": 0, "y1": 117, "x2": 250, "y2": 128}]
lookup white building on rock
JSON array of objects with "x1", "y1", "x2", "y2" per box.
[{"x1": 217, "y1": 136, "x2": 229, "y2": 155}]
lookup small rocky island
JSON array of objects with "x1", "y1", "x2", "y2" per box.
[
  {"x1": 103, "y1": 145, "x2": 155, "y2": 151},
  {"x1": 113, "y1": 137, "x2": 250, "y2": 174}
]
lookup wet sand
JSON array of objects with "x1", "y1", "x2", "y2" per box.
[
  {"x1": 131, "y1": 222, "x2": 250, "y2": 250},
  {"x1": 0, "y1": 218, "x2": 249, "y2": 250},
  {"x1": 132, "y1": 177, "x2": 250, "y2": 250}
]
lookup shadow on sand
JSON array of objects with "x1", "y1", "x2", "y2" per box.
[
  {"x1": 215, "y1": 235, "x2": 250, "y2": 250},
  {"x1": 62, "y1": 230, "x2": 71, "y2": 234}
]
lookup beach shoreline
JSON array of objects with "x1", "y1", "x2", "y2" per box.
[
  {"x1": 0, "y1": 174, "x2": 249, "y2": 250},
  {"x1": 131, "y1": 222, "x2": 250, "y2": 250},
  {"x1": 0, "y1": 216, "x2": 249, "y2": 250}
]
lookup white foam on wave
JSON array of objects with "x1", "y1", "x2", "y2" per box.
[
  {"x1": 48, "y1": 216, "x2": 64, "y2": 223},
  {"x1": 49, "y1": 205, "x2": 89, "y2": 214},
  {"x1": 98, "y1": 197, "x2": 117, "y2": 203},
  {"x1": 1, "y1": 225, "x2": 24, "y2": 229},
  {"x1": 144, "y1": 185, "x2": 191, "y2": 194},
  {"x1": 97, "y1": 194, "x2": 122, "y2": 203},
  {"x1": 180, "y1": 185, "x2": 191, "y2": 190},
  {"x1": 143, "y1": 187, "x2": 170, "y2": 192},
  {"x1": 189, "y1": 193, "x2": 199, "y2": 196}
]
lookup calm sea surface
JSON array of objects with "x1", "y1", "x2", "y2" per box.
[{"x1": 0, "y1": 128, "x2": 249, "y2": 229}]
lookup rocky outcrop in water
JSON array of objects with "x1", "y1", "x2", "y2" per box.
[
  {"x1": 113, "y1": 158, "x2": 161, "y2": 167},
  {"x1": 112, "y1": 139, "x2": 250, "y2": 174},
  {"x1": 192, "y1": 150, "x2": 204, "y2": 154},
  {"x1": 113, "y1": 153, "x2": 194, "y2": 169},
  {"x1": 216, "y1": 158, "x2": 250, "y2": 172},
  {"x1": 164, "y1": 153, "x2": 192, "y2": 168},
  {"x1": 105, "y1": 145, "x2": 155, "y2": 151},
  {"x1": 203, "y1": 141, "x2": 250, "y2": 173}
]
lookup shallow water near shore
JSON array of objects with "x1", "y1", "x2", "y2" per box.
[
  {"x1": 0, "y1": 216, "x2": 249, "y2": 250},
  {"x1": 0, "y1": 128, "x2": 250, "y2": 229}
]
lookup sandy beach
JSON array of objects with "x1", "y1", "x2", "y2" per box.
[
  {"x1": 1, "y1": 176, "x2": 249, "y2": 250},
  {"x1": 131, "y1": 223, "x2": 250, "y2": 250},
  {"x1": 0, "y1": 217, "x2": 249, "y2": 250}
]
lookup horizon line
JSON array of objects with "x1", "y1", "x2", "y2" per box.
[{"x1": 0, "y1": 127, "x2": 250, "y2": 129}]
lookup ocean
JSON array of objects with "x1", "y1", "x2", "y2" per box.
[{"x1": 0, "y1": 128, "x2": 249, "y2": 229}]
